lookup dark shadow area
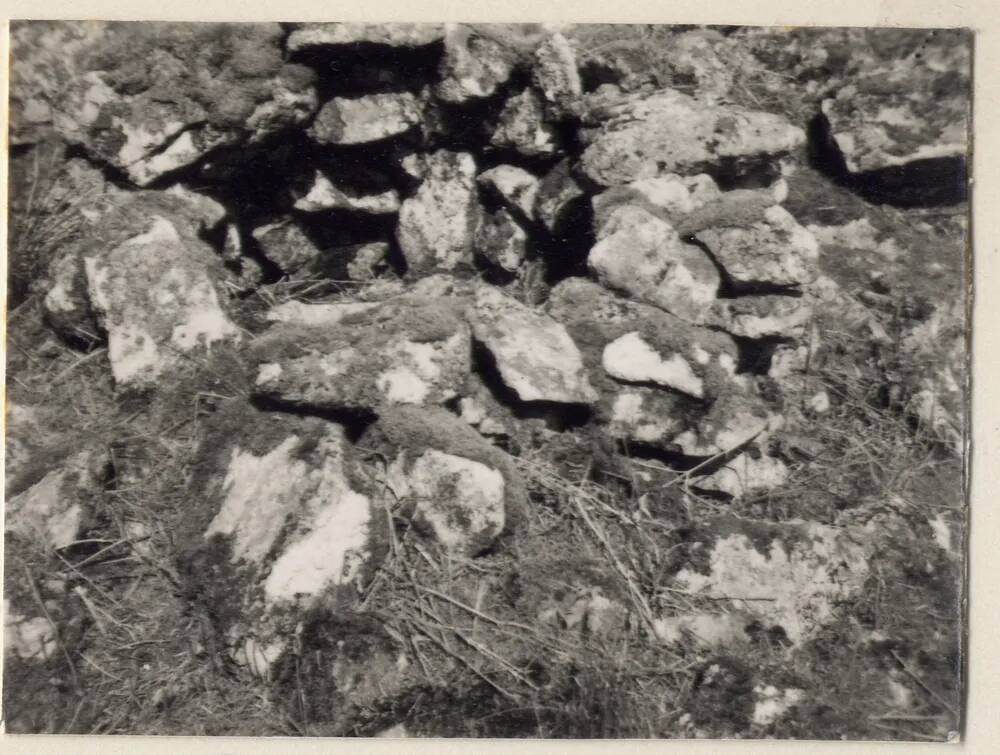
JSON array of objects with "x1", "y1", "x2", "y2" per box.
[{"x1": 249, "y1": 395, "x2": 376, "y2": 443}]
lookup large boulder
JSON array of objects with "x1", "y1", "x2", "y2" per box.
[
  {"x1": 251, "y1": 296, "x2": 471, "y2": 411},
  {"x1": 579, "y1": 88, "x2": 805, "y2": 187},
  {"x1": 52, "y1": 23, "x2": 317, "y2": 186},
  {"x1": 588, "y1": 204, "x2": 720, "y2": 323},
  {"x1": 309, "y1": 93, "x2": 422, "y2": 145},
  {"x1": 468, "y1": 285, "x2": 598, "y2": 405},
  {"x1": 396, "y1": 150, "x2": 482, "y2": 274}
]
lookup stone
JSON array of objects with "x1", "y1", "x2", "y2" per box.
[
  {"x1": 362, "y1": 405, "x2": 528, "y2": 542},
  {"x1": 4, "y1": 612, "x2": 58, "y2": 662},
  {"x1": 396, "y1": 150, "x2": 481, "y2": 274},
  {"x1": 671, "y1": 391, "x2": 777, "y2": 457},
  {"x1": 819, "y1": 38, "x2": 970, "y2": 173},
  {"x1": 251, "y1": 220, "x2": 321, "y2": 275},
  {"x1": 490, "y1": 89, "x2": 559, "y2": 156},
  {"x1": 252, "y1": 296, "x2": 470, "y2": 411},
  {"x1": 286, "y1": 22, "x2": 445, "y2": 51},
  {"x1": 84, "y1": 216, "x2": 240, "y2": 388},
  {"x1": 694, "y1": 452, "x2": 790, "y2": 497},
  {"x1": 653, "y1": 612, "x2": 751, "y2": 649},
  {"x1": 293, "y1": 171, "x2": 400, "y2": 214},
  {"x1": 52, "y1": 23, "x2": 317, "y2": 186},
  {"x1": 468, "y1": 285, "x2": 598, "y2": 404},
  {"x1": 579, "y1": 88, "x2": 805, "y2": 187},
  {"x1": 309, "y1": 93, "x2": 422, "y2": 146},
  {"x1": 602, "y1": 332, "x2": 708, "y2": 399},
  {"x1": 6, "y1": 449, "x2": 108, "y2": 551},
  {"x1": 707, "y1": 295, "x2": 813, "y2": 339},
  {"x1": 752, "y1": 685, "x2": 806, "y2": 727},
  {"x1": 588, "y1": 205, "x2": 720, "y2": 323},
  {"x1": 435, "y1": 24, "x2": 517, "y2": 103},
  {"x1": 532, "y1": 33, "x2": 583, "y2": 115},
  {"x1": 674, "y1": 516, "x2": 872, "y2": 645},
  {"x1": 477, "y1": 165, "x2": 541, "y2": 222},
  {"x1": 346, "y1": 242, "x2": 392, "y2": 281},
  {"x1": 693, "y1": 204, "x2": 820, "y2": 289},
  {"x1": 593, "y1": 173, "x2": 722, "y2": 234},
  {"x1": 534, "y1": 159, "x2": 585, "y2": 233},
  {"x1": 475, "y1": 209, "x2": 528, "y2": 273},
  {"x1": 606, "y1": 387, "x2": 693, "y2": 446},
  {"x1": 265, "y1": 300, "x2": 380, "y2": 327}
]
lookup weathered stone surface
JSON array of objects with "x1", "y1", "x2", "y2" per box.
[
  {"x1": 293, "y1": 171, "x2": 400, "y2": 214},
  {"x1": 309, "y1": 93, "x2": 422, "y2": 145},
  {"x1": 475, "y1": 209, "x2": 528, "y2": 273},
  {"x1": 820, "y1": 39, "x2": 970, "y2": 173},
  {"x1": 588, "y1": 205, "x2": 720, "y2": 323},
  {"x1": 593, "y1": 173, "x2": 722, "y2": 234},
  {"x1": 286, "y1": 22, "x2": 445, "y2": 50},
  {"x1": 265, "y1": 300, "x2": 380, "y2": 327},
  {"x1": 397, "y1": 150, "x2": 481, "y2": 274},
  {"x1": 84, "y1": 215, "x2": 240, "y2": 387},
  {"x1": 468, "y1": 285, "x2": 598, "y2": 404},
  {"x1": 435, "y1": 24, "x2": 517, "y2": 103},
  {"x1": 251, "y1": 220, "x2": 321, "y2": 275},
  {"x1": 707, "y1": 295, "x2": 813, "y2": 339},
  {"x1": 694, "y1": 452, "x2": 790, "y2": 498},
  {"x1": 52, "y1": 23, "x2": 317, "y2": 185},
  {"x1": 674, "y1": 517, "x2": 872, "y2": 645},
  {"x1": 252, "y1": 297, "x2": 470, "y2": 411},
  {"x1": 653, "y1": 612, "x2": 751, "y2": 650},
  {"x1": 346, "y1": 242, "x2": 392, "y2": 281},
  {"x1": 6, "y1": 450, "x2": 108, "y2": 551},
  {"x1": 579, "y1": 88, "x2": 805, "y2": 186},
  {"x1": 362, "y1": 405, "x2": 528, "y2": 542},
  {"x1": 671, "y1": 391, "x2": 776, "y2": 457},
  {"x1": 693, "y1": 204, "x2": 820, "y2": 288},
  {"x1": 532, "y1": 33, "x2": 582, "y2": 115},
  {"x1": 490, "y1": 89, "x2": 558, "y2": 156},
  {"x1": 477, "y1": 165, "x2": 541, "y2": 221},
  {"x1": 4, "y1": 612, "x2": 58, "y2": 662},
  {"x1": 534, "y1": 159, "x2": 585, "y2": 233},
  {"x1": 603, "y1": 332, "x2": 708, "y2": 399}
]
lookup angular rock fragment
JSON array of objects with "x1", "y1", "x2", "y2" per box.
[
  {"x1": 52, "y1": 23, "x2": 317, "y2": 185},
  {"x1": 6, "y1": 449, "x2": 108, "y2": 551},
  {"x1": 286, "y1": 22, "x2": 446, "y2": 51},
  {"x1": 346, "y1": 242, "x2": 392, "y2": 281},
  {"x1": 534, "y1": 158, "x2": 585, "y2": 233},
  {"x1": 475, "y1": 209, "x2": 528, "y2": 273},
  {"x1": 293, "y1": 171, "x2": 400, "y2": 214},
  {"x1": 490, "y1": 89, "x2": 558, "y2": 156},
  {"x1": 397, "y1": 150, "x2": 481, "y2": 274},
  {"x1": 694, "y1": 452, "x2": 790, "y2": 497},
  {"x1": 477, "y1": 165, "x2": 541, "y2": 221},
  {"x1": 251, "y1": 220, "x2": 322, "y2": 275},
  {"x1": 532, "y1": 33, "x2": 583, "y2": 116},
  {"x1": 593, "y1": 173, "x2": 722, "y2": 233},
  {"x1": 84, "y1": 216, "x2": 240, "y2": 387},
  {"x1": 603, "y1": 332, "x2": 708, "y2": 399},
  {"x1": 435, "y1": 24, "x2": 517, "y2": 103},
  {"x1": 468, "y1": 285, "x2": 598, "y2": 404},
  {"x1": 707, "y1": 295, "x2": 813, "y2": 339},
  {"x1": 309, "y1": 93, "x2": 422, "y2": 145},
  {"x1": 362, "y1": 405, "x2": 528, "y2": 550},
  {"x1": 579, "y1": 88, "x2": 805, "y2": 187},
  {"x1": 588, "y1": 205, "x2": 720, "y2": 323},
  {"x1": 674, "y1": 517, "x2": 872, "y2": 644},
  {"x1": 252, "y1": 297, "x2": 470, "y2": 411}
]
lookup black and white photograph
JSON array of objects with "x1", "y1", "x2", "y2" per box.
[{"x1": 3, "y1": 18, "x2": 970, "y2": 740}]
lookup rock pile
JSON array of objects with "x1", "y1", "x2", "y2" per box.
[{"x1": 6, "y1": 21, "x2": 969, "y2": 737}]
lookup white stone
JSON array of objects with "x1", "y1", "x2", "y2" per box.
[
  {"x1": 602, "y1": 332, "x2": 704, "y2": 398},
  {"x1": 695, "y1": 453, "x2": 789, "y2": 497}
]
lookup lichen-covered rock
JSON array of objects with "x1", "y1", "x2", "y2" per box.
[
  {"x1": 293, "y1": 170, "x2": 400, "y2": 214},
  {"x1": 346, "y1": 242, "x2": 392, "y2": 281},
  {"x1": 674, "y1": 516, "x2": 872, "y2": 644},
  {"x1": 534, "y1": 158, "x2": 585, "y2": 233},
  {"x1": 692, "y1": 204, "x2": 820, "y2": 289},
  {"x1": 6, "y1": 449, "x2": 108, "y2": 551},
  {"x1": 671, "y1": 391, "x2": 777, "y2": 457},
  {"x1": 588, "y1": 204, "x2": 720, "y2": 323},
  {"x1": 396, "y1": 150, "x2": 481, "y2": 274},
  {"x1": 435, "y1": 24, "x2": 518, "y2": 103},
  {"x1": 475, "y1": 209, "x2": 528, "y2": 273},
  {"x1": 579, "y1": 88, "x2": 805, "y2": 186},
  {"x1": 265, "y1": 300, "x2": 381, "y2": 327},
  {"x1": 468, "y1": 285, "x2": 598, "y2": 404},
  {"x1": 707, "y1": 295, "x2": 813, "y2": 339},
  {"x1": 251, "y1": 220, "x2": 322, "y2": 275},
  {"x1": 593, "y1": 173, "x2": 722, "y2": 233},
  {"x1": 252, "y1": 297, "x2": 470, "y2": 411},
  {"x1": 361, "y1": 405, "x2": 528, "y2": 541},
  {"x1": 490, "y1": 89, "x2": 559, "y2": 156},
  {"x1": 83, "y1": 215, "x2": 240, "y2": 388},
  {"x1": 694, "y1": 452, "x2": 790, "y2": 498},
  {"x1": 286, "y1": 22, "x2": 446, "y2": 51},
  {"x1": 477, "y1": 165, "x2": 541, "y2": 222},
  {"x1": 532, "y1": 33, "x2": 582, "y2": 116},
  {"x1": 820, "y1": 37, "x2": 970, "y2": 173},
  {"x1": 309, "y1": 93, "x2": 422, "y2": 145},
  {"x1": 52, "y1": 23, "x2": 317, "y2": 186}
]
